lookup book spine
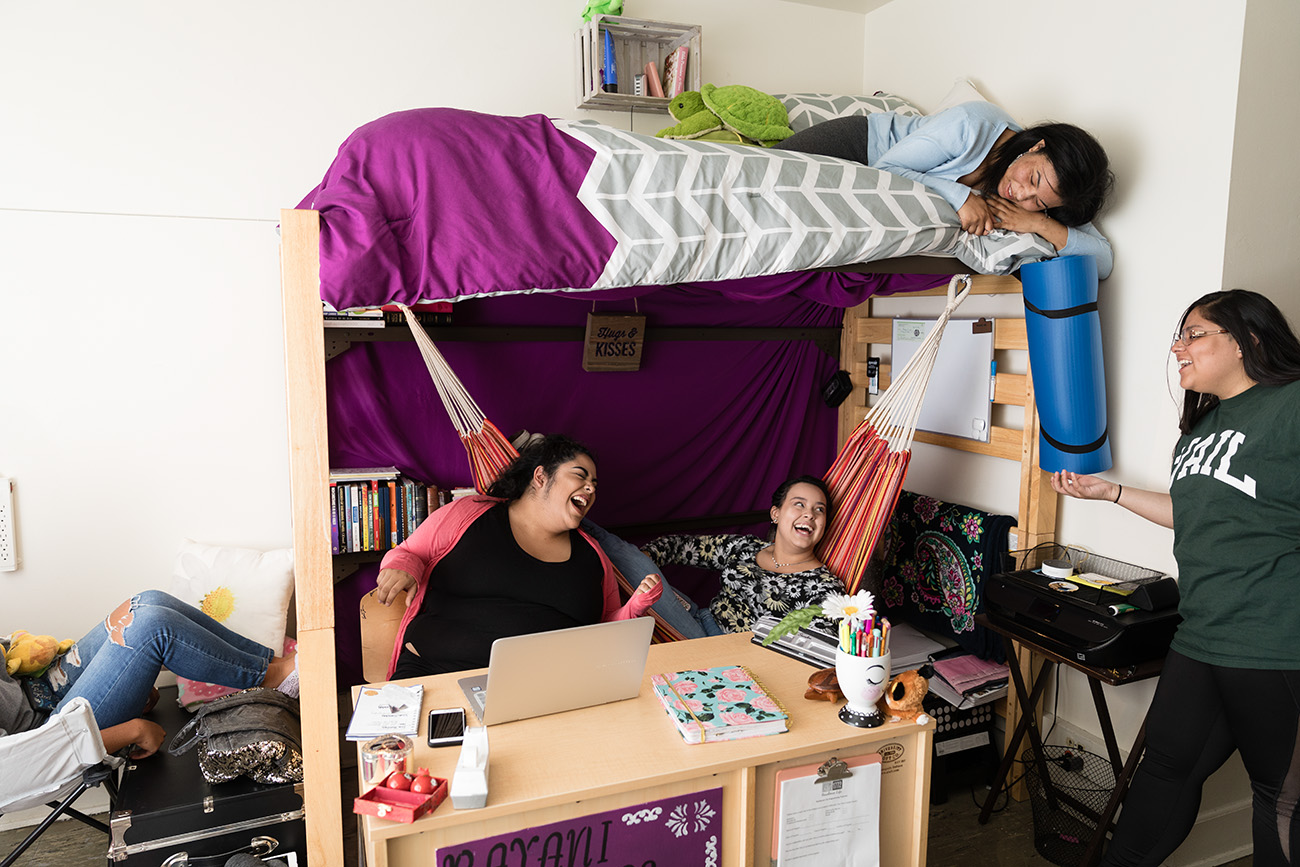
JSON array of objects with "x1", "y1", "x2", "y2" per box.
[
  {"x1": 348, "y1": 486, "x2": 358, "y2": 553},
  {"x1": 666, "y1": 45, "x2": 689, "y2": 98},
  {"x1": 388, "y1": 479, "x2": 398, "y2": 548},
  {"x1": 329, "y1": 481, "x2": 340, "y2": 555},
  {"x1": 644, "y1": 61, "x2": 664, "y2": 98}
]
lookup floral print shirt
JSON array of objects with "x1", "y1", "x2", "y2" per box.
[{"x1": 641, "y1": 534, "x2": 844, "y2": 633}]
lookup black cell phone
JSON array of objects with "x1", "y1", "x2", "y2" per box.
[{"x1": 427, "y1": 708, "x2": 466, "y2": 748}]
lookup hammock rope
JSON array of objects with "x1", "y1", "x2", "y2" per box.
[
  {"x1": 819, "y1": 274, "x2": 972, "y2": 594},
  {"x1": 396, "y1": 304, "x2": 518, "y2": 492}
]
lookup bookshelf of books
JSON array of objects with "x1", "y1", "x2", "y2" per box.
[{"x1": 574, "y1": 16, "x2": 701, "y2": 110}]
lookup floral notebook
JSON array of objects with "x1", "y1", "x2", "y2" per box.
[{"x1": 650, "y1": 664, "x2": 788, "y2": 745}]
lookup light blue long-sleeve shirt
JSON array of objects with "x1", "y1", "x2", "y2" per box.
[{"x1": 869, "y1": 101, "x2": 1112, "y2": 278}]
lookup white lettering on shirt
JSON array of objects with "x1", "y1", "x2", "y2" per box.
[
  {"x1": 1171, "y1": 429, "x2": 1257, "y2": 498},
  {"x1": 1210, "y1": 431, "x2": 1257, "y2": 497}
]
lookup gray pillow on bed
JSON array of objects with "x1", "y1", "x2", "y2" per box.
[{"x1": 772, "y1": 92, "x2": 924, "y2": 134}]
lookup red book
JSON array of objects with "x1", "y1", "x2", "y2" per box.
[{"x1": 644, "y1": 61, "x2": 664, "y2": 98}]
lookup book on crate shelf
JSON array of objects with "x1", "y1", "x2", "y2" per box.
[
  {"x1": 660, "y1": 45, "x2": 689, "y2": 98},
  {"x1": 649, "y1": 664, "x2": 788, "y2": 744},
  {"x1": 328, "y1": 467, "x2": 437, "y2": 555}
]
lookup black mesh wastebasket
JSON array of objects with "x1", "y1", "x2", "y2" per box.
[{"x1": 1021, "y1": 745, "x2": 1117, "y2": 866}]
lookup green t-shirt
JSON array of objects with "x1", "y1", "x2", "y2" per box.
[{"x1": 1169, "y1": 379, "x2": 1300, "y2": 668}]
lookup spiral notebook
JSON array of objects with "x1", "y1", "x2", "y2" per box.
[{"x1": 650, "y1": 664, "x2": 788, "y2": 744}]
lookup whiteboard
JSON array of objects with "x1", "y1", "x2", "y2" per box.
[{"x1": 892, "y1": 319, "x2": 994, "y2": 442}]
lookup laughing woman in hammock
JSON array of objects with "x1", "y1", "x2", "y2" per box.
[
  {"x1": 373, "y1": 435, "x2": 662, "y2": 678},
  {"x1": 585, "y1": 475, "x2": 844, "y2": 638}
]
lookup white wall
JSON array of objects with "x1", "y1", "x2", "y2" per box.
[
  {"x1": 0, "y1": 1, "x2": 864, "y2": 643},
  {"x1": 860, "y1": 2, "x2": 1285, "y2": 862}
]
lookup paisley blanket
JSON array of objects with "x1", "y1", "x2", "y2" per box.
[
  {"x1": 879, "y1": 491, "x2": 1016, "y2": 661},
  {"x1": 297, "y1": 108, "x2": 1057, "y2": 310}
]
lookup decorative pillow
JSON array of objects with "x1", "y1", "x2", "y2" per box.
[
  {"x1": 170, "y1": 540, "x2": 295, "y2": 708},
  {"x1": 773, "y1": 92, "x2": 923, "y2": 134}
]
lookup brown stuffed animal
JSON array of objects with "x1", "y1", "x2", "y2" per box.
[{"x1": 883, "y1": 669, "x2": 931, "y2": 724}]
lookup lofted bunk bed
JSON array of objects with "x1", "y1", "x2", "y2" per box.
[{"x1": 277, "y1": 102, "x2": 1065, "y2": 866}]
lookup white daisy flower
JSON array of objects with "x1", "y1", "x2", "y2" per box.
[{"x1": 821, "y1": 590, "x2": 875, "y2": 622}]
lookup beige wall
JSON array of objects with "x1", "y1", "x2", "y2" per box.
[{"x1": 0, "y1": 1, "x2": 863, "y2": 640}]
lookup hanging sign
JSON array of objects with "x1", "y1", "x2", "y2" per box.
[{"x1": 583, "y1": 313, "x2": 646, "y2": 372}]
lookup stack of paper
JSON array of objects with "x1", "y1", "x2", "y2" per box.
[
  {"x1": 927, "y1": 654, "x2": 1008, "y2": 709},
  {"x1": 346, "y1": 683, "x2": 424, "y2": 741}
]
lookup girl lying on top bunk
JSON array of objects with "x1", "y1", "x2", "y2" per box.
[{"x1": 777, "y1": 100, "x2": 1115, "y2": 278}]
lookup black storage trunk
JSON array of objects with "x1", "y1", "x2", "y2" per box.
[{"x1": 108, "y1": 687, "x2": 306, "y2": 866}]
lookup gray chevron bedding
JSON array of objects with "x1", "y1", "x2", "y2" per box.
[{"x1": 298, "y1": 108, "x2": 1055, "y2": 310}]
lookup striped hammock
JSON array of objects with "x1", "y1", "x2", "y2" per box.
[{"x1": 818, "y1": 274, "x2": 972, "y2": 594}]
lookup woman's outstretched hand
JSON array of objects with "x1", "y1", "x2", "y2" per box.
[
  {"x1": 375, "y1": 568, "x2": 417, "y2": 606},
  {"x1": 1050, "y1": 470, "x2": 1117, "y2": 502},
  {"x1": 101, "y1": 718, "x2": 166, "y2": 759}
]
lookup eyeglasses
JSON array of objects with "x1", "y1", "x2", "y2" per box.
[{"x1": 1171, "y1": 327, "x2": 1230, "y2": 347}]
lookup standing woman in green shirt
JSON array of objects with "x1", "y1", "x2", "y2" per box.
[{"x1": 1052, "y1": 289, "x2": 1300, "y2": 866}]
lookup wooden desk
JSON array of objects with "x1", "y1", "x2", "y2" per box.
[{"x1": 354, "y1": 632, "x2": 934, "y2": 867}]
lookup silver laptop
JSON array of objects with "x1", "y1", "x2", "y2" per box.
[{"x1": 458, "y1": 617, "x2": 654, "y2": 725}]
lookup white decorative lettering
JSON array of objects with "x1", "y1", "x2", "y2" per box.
[
  {"x1": 1197, "y1": 430, "x2": 1235, "y2": 476},
  {"x1": 1177, "y1": 435, "x2": 1215, "y2": 480},
  {"x1": 1211, "y1": 431, "x2": 1257, "y2": 497}
]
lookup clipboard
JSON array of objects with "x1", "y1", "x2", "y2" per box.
[{"x1": 771, "y1": 753, "x2": 883, "y2": 866}]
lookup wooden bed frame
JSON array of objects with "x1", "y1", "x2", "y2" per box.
[{"x1": 278, "y1": 208, "x2": 1057, "y2": 867}]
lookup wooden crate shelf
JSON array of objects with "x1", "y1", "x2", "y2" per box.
[{"x1": 574, "y1": 16, "x2": 701, "y2": 111}]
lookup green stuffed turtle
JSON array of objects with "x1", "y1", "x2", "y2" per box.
[{"x1": 656, "y1": 84, "x2": 794, "y2": 147}]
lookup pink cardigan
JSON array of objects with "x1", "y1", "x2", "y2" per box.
[{"x1": 378, "y1": 496, "x2": 660, "y2": 678}]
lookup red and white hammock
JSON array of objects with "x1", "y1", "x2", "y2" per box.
[{"x1": 818, "y1": 274, "x2": 972, "y2": 594}]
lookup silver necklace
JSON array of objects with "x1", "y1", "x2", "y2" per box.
[{"x1": 766, "y1": 546, "x2": 815, "y2": 569}]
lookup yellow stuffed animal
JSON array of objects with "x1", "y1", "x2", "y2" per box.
[{"x1": 4, "y1": 631, "x2": 75, "y2": 677}]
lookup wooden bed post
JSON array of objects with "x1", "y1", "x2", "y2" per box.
[{"x1": 279, "y1": 209, "x2": 345, "y2": 867}]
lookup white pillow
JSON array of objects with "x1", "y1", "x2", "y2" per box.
[
  {"x1": 930, "y1": 77, "x2": 992, "y2": 114},
  {"x1": 170, "y1": 540, "x2": 295, "y2": 653}
]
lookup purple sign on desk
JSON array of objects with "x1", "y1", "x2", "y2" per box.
[{"x1": 435, "y1": 787, "x2": 723, "y2": 866}]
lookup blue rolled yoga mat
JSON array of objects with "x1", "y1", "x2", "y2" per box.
[{"x1": 1020, "y1": 255, "x2": 1112, "y2": 474}]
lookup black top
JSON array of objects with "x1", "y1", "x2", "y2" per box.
[{"x1": 393, "y1": 503, "x2": 604, "y2": 677}]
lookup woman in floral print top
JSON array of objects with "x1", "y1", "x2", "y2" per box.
[{"x1": 639, "y1": 476, "x2": 845, "y2": 635}]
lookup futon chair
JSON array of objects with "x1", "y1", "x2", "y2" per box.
[{"x1": 0, "y1": 697, "x2": 122, "y2": 867}]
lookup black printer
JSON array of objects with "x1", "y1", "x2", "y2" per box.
[{"x1": 984, "y1": 564, "x2": 1181, "y2": 668}]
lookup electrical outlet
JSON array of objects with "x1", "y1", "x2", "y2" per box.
[
  {"x1": 1065, "y1": 736, "x2": 1081, "y2": 751},
  {"x1": 0, "y1": 478, "x2": 16, "y2": 571}
]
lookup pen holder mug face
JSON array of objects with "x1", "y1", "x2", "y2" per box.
[{"x1": 835, "y1": 649, "x2": 890, "y2": 728}]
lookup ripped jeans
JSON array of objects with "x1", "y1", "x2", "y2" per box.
[{"x1": 52, "y1": 590, "x2": 273, "y2": 728}]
